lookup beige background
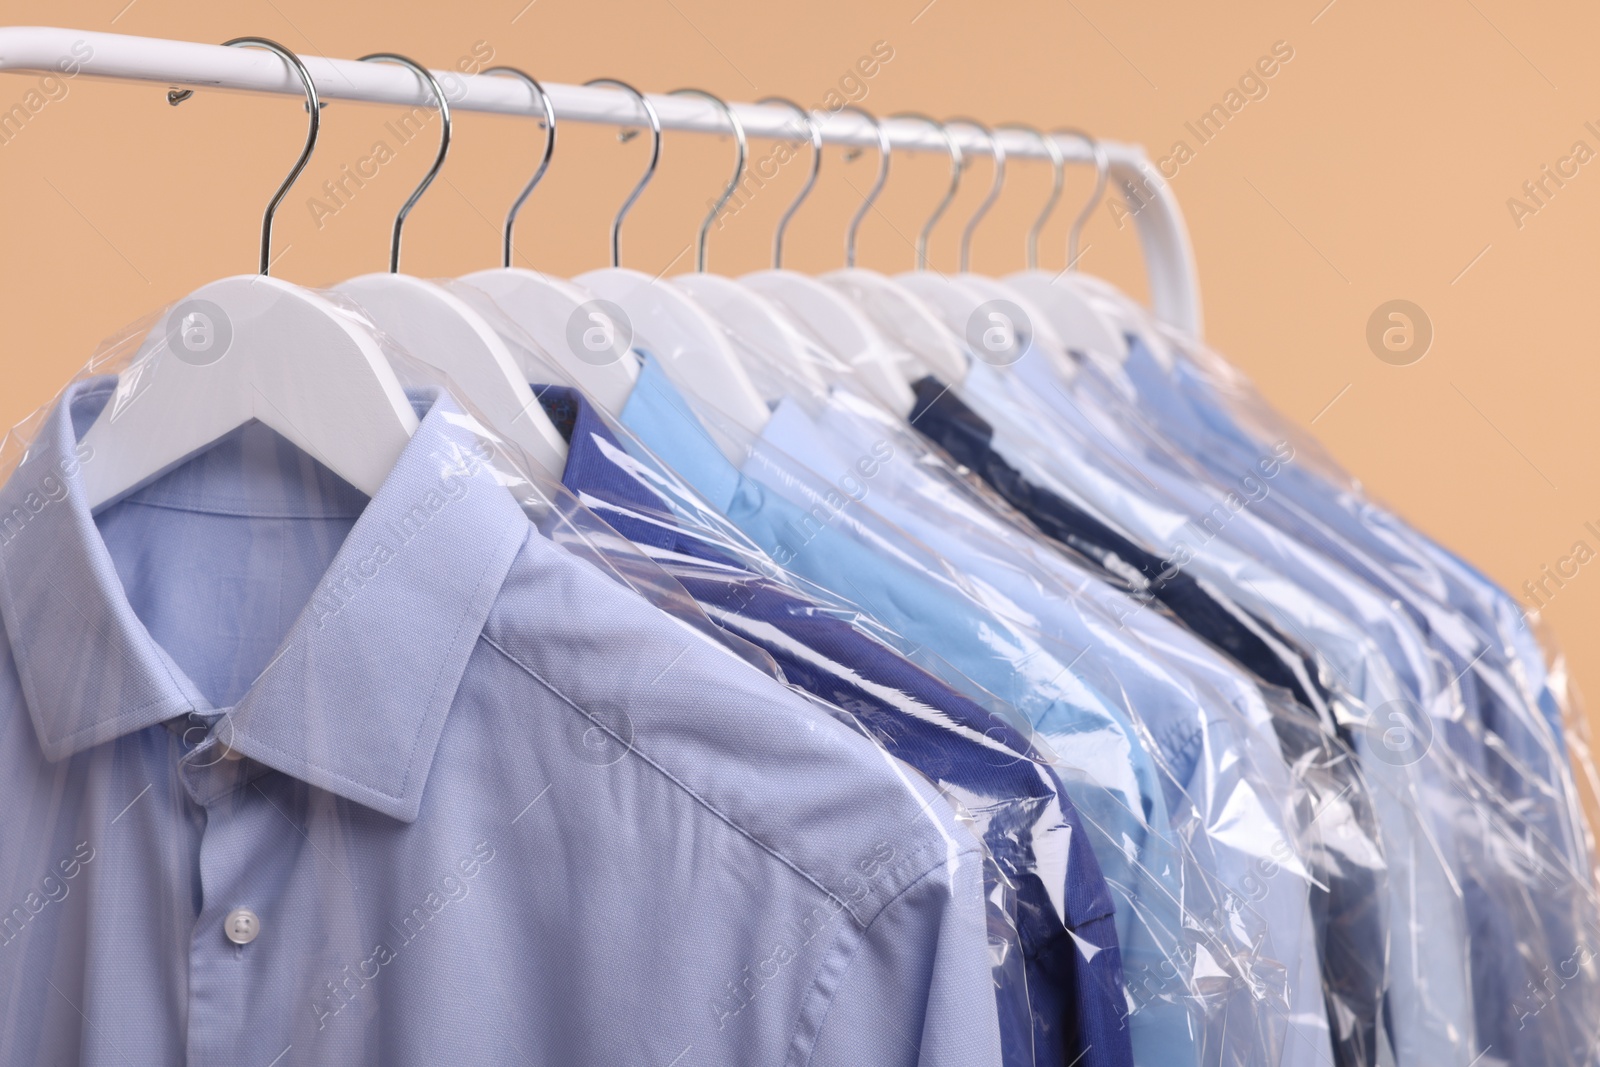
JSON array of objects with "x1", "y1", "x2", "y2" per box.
[{"x1": 1, "y1": 0, "x2": 1596, "y2": 724}]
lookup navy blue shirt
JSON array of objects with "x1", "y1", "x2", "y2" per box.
[{"x1": 536, "y1": 385, "x2": 1135, "y2": 1067}]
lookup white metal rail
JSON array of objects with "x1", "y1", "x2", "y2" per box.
[{"x1": 0, "y1": 26, "x2": 1202, "y2": 336}]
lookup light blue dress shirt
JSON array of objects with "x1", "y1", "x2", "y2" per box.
[{"x1": 0, "y1": 378, "x2": 1002, "y2": 1067}]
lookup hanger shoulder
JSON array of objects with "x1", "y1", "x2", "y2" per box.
[
  {"x1": 823, "y1": 268, "x2": 967, "y2": 384},
  {"x1": 741, "y1": 269, "x2": 916, "y2": 415},
  {"x1": 671, "y1": 273, "x2": 829, "y2": 397},
  {"x1": 461, "y1": 268, "x2": 639, "y2": 414},
  {"x1": 336, "y1": 273, "x2": 568, "y2": 478},
  {"x1": 576, "y1": 267, "x2": 771, "y2": 435},
  {"x1": 79, "y1": 274, "x2": 418, "y2": 510},
  {"x1": 1004, "y1": 270, "x2": 1129, "y2": 363}
]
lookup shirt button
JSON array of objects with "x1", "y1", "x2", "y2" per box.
[{"x1": 224, "y1": 908, "x2": 260, "y2": 945}]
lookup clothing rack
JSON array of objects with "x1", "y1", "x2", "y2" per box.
[{"x1": 0, "y1": 25, "x2": 1202, "y2": 336}]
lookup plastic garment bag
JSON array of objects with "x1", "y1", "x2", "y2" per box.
[
  {"x1": 613, "y1": 335, "x2": 1354, "y2": 1065},
  {"x1": 731, "y1": 292, "x2": 1390, "y2": 1067},
  {"x1": 1112, "y1": 321, "x2": 1600, "y2": 1065},
  {"x1": 930, "y1": 356, "x2": 1486, "y2": 1067},
  {"x1": 0, "y1": 293, "x2": 1009, "y2": 1067},
  {"x1": 951, "y1": 322, "x2": 1600, "y2": 1067},
  {"x1": 808, "y1": 385, "x2": 1393, "y2": 1067}
]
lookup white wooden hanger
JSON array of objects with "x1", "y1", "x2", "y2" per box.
[
  {"x1": 1003, "y1": 127, "x2": 1130, "y2": 366},
  {"x1": 330, "y1": 54, "x2": 567, "y2": 480},
  {"x1": 667, "y1": 93, "x2": 828, "y2": 401},
  {"x1": 80, "y1": 38, "x2": 417, "y2": 511},
  {"x1": 457, "y1": 66, "x2": 638, "y2": 414},
  {"x1": 571, "y1": 80, "x2": 770, "y2": 439}
]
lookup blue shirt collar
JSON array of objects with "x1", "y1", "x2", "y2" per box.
[
  {"x1": 0, "y1": 377, "x2": 530, "y2": 822},
  {"x1": 536, "y1": 382, "x2": 681, "y2": 553},
  {"x1": 617, "y1": 355, "x2": 744, "y2": 515}
]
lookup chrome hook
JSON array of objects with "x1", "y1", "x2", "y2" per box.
[
  {"x1": 358, "y1": 53, "x2": 451, "y2": 274},
  {"x1": 756, "y1": 96, "x2": 821, "y2": 269},
  {"x1": 584, "y1": 78, "x2": 661, "y2": 269},
  {"x1": 997, "y1": 123, "x2": 1062, "y2": 271},
  {"x1": 944, "y1": 116, "x2": 1006, "y2": 273},
  {"x1": 889, "y1": 112, "x2": 961, "y2": 271},
  {"x1": 835, "y1": 105, "x2": 890, "y2": 269},
  {"x1": 481, "y1": 66, "x2": 555, "y2": 269},
  {"x1": 1051, "y1": 127, "x2": 1108, "y2": 272},
  {"x1": 171, "y1": 37, "x2": 322, "y2": 276},
  {"x1": 669, "y1": 88, "x2": 746, "y2": 273}
]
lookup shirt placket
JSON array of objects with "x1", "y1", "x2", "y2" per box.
[{"x1": 176, "y1": 715, "x2": 297, "y2": 1066}]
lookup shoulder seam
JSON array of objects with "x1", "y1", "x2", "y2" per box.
[{"x1": 481, "y1": 628, "x2": 945, "y2": 925}]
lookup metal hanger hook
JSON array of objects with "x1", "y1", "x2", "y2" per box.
[
  {"x1": 584, "y1": 78, "x2": 661, "y2": 269},
  {"x1": 1050, "y1": 127, "x2": 1108, "y2": 272},
  {"x1": 834, "y1": 105, "x2": 889, "y2": 269},
  {"x1": 889, "y1": 113, "x2": 961, "y2": 272},
  {"x1": 944, "y1": 117, "x2": 1005, "y2": 274},
  {"x1": 669, "y1": 88, "x2": 746, "y2": 273},
  {"x1": 481, "y1": 66, "x2": 555, "y2": 270},
  {"x1": 755, "y1": 96, "x2": 821, "y2": 270},
  {"x1": 358, "y1": 53, "x2": 451, "y2": 274},
  {"x1": 997, "y1": 123, "x2": 1062, "y2": 271},
  {"x1": 169, "y1": 38, "x2": 321, "y2": 276}
]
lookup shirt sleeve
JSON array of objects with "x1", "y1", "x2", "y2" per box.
[{"x1": 806, "y1": 845, "x2": 1002, "y2": 1067}]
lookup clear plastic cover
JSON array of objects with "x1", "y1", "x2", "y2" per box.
[
  {"x1": 973, "y1": 288, "x2": 1600, "y2": 1066},
  {"x1": 590, "y1": 290, "x2": 1426, "y2": 1067},
  {"x1": 1129, "y1": 316, "x2": 1600, "y2": 1065},
  {"x1": 0, "y1": 283, "x2": 1016, "y2": 1067}
]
